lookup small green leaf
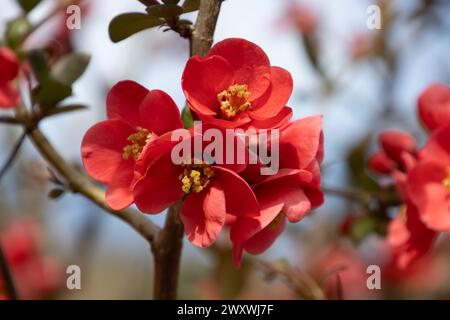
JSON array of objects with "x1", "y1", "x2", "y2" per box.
[
  {"x1": 17, "y1": 0, "x2": 41, "y2": 12},
  {"x1": 146, "y1": 4, "x2": 183, "y2": 18},
  {"x1": 51, "y1": 53, "x2": 90, "y2": 85},
  {"x1": 48, "y1": 188, "x2": 65, "y2": 199},
  {"x1": 27, "y1": 49, "x2": 50, "y2": 83},
  {"x1": 182, "y1": 0, "x2": 200, "y2": 13},
  {"x1": 6, "y1": 17, "x2": 31, "y2": 49},
  {"x1": 36, "y1": 78, "x2": 72, "y2": 106},
  {"x1": 46, "y1": 104, "x2": 88, "y2": 117},
  {"x1": 182, "y1": 106, "x2": 194, "y2": 128},
  {"x1": 109, "y1": 13, "x2": 164, "y2": 43}
]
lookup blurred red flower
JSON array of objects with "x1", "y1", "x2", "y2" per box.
[
  {"x1": 0, "y1": 47, "x2": 20, "y2": 109},
  {"x1": 418, "y1": 83, "x2": 450, "y2": 132}
]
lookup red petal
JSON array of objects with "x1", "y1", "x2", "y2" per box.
[
  {"x1": 369, "y1": 151, "x2": 396, "y2": 174},
  {"x1": 139, "y1": 89, "x2": 183, "y2": 135},
  {"x1": 181, "y1": 181, "x2": 226, "y2": 247},
  {"x1": 209, "y1": 38, "x2": 271, "y2": 100},
  {"x1": 379, "y1": 131, "x2": 415, "y2": 164},
  {"x1": 418, "y1": 83, "x2": 450, "y2": 131},
  {"x1": 279, "y1": 115, "x2": 323, "y2": 169},
  {"x1": 106, "y1": 81, "x2": 148, "y2": 127},
  {"x1": 243, "y1": 214, "x2": 286, "y2": 254},
  {"x1": 0, "y1": 83, "x2": 20, "y2": 108},
  {"x1": 182, "y1": 55, "x2": 234, "y2": 117},
  {"x1": 105, "y1": 161, "x2": 135, "y2": 210},
  {"x1": 0, "y1": 47, "x2": 19, "y2": 83},
  {"x1": 407, "y1": 162, "x2": 450, "y2": 231},
  {"x1": 213, "y1": 166, "x2": 260, "y2": 218},
  {"x1": 81, "y1": 120, "x2": 134, "y2": 184},
  {"x1": 420, "y1": 125, "x2": 450, "y2": 167},
  {"x1": 250, "y1": 66, "x2": 293, "y2": 118},
  {"x1": 133, "y1": 152, "x2": 183, "y2": 214},
  {"x1": 248, "y1": 106, "x2": 293, "y2": 129}
]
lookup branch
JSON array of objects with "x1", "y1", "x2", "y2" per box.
[
  {"x1": 0, "y1": 116, "x2": 22, "y2": 125},
  {"x1": 0, "y1": 242, "x2": 18, "y2": 300},
  {"x1": 0, "y1": 132, "x2": 26, "y2": 181},
  {"x1": 191, "y1": 0, "x2": 223, "y2": 56},
  {"x1": 151, "y1": 0, "x2": 223, "y2": 300},
  {"x1": 27, "y1": 127, "x2": 161, "y2": 244}
]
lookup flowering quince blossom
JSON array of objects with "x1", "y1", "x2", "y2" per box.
[
  {"x1": 81, "y1": 80, "x2": 183, "y2": 210},
  {"x1": 0, "y1": 47, "x2": 20, "y2": 108},
  {"x1": 132, "y1": 127, "x2": 260, "y2": 248},
  {"x1": 231, "y1": 115, "x2": 324, "y2": 266},
  {"x1": 182, "y1": 38, "x2": 294, "y2": 129}
]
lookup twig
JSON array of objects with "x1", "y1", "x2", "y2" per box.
[
  {"x1": 0, "y1": 242, "x2": 19, "y2": 300},
  {"x1": 26, "y1": 126, "x2": 161, "y2": 244},
  {"x1": 151, "y1": 0, "x2": 224, "y2": 300},
  {"x1": 0, "y1": 132, "x2": 26, "y2": 181},
  {"x1": 0, "y1": 116, "x2": 21, "y2": 125}
]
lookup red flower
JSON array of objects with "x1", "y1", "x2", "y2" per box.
[
  {"x1": 0, "y1": 47, "x2": 20, "y2": 108},
  {"x1": 418, "y1": 83, "x2": 450, "y2": 132},
  {"x1": 387, "y1": 203, "x2": 436, "y2": 269},
  {"x1": 182, "y1": 38, "x2": 293, "y2": 129},
  {"x1": 231, "y1": 116, "x2": 324, "y2": 266},
  {"x1": 407, "y1": 125, "x2": 450, "y2": 231},
  {"x1": 133, "y1": 128, "x2": 260, "y2": 248},
  {"x1": 81, "y1": 81, "x2": 183, "y2": 210}
]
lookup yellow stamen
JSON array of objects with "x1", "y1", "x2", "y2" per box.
[
  {"x1": 443, "y1": 167, "x2": 450, "y2": 193},
  {"x1": 399, "y1": 205, "x2": 407, "y2": 224},
  {"x1": 122, "y1": 127, "x2": 152, "y2": 161},
  {"x1": 179, "y1": 162, "x2": 214, "y2": 194},
  {"x1": 217, "y1": 84, "x2": 251, "y2": 119}
]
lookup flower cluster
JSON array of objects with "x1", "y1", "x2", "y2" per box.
[
  {"x1": 369, "y1": 83, "x2": 450, "y2": 269},
  {"x1": 81, "y1": 38, "x2": 324, "y2": 266}
]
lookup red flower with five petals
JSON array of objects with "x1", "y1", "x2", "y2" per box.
[
  {"x1": 81, "y1": 81, "x2": 183, "y2": 210},
  {"x1": 182, "y1": 38, "x2": 293, "y2": 129}
]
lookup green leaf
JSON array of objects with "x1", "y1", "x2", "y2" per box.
[
  {"x1": 6, "y1": 17, "x2": 31, "y2": 49},
  {"x1": 36, "y1": 78, "x2": 72, "y2": 106},
  {"x1": 27, "y1": 49, "x2": 50, "y2": 83},
  {"x1": 182, "y1": 0, "x2": 200, "y2": 13},
  {"x1": 181, "y1": 106, "x2": 194, "y2": 128},
  {"x1": 46, "y1": 104, "x2": 88, "y2": 117},
  {"x1": 109, "y1": 13, "x2": 164, "y2": 43},
  {"x1": 162, "y1": 0, "x2": 180, "y2": 4},
  {"x1": 146, "y1": 4, "x2": 183, "y2": 18},
  {"x1": 48, "y1": 188, "x2": 65, "y2": 199},
  {"x1": 17, "y1": 0, "x2": 41, "y2": 12},
  {"x1": 51, "y1": 53, "x2": 91, "y2": 85}
]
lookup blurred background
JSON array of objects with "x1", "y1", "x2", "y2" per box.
[{"x1": 1, "y1": 0, "x2": 450, "y2": 299}]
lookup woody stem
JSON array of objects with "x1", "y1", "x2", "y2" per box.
[{"x1": 151, "y1": 0, "x2": 223, "y2": 300}]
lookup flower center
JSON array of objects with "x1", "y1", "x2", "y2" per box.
[
  {"x1": 122, "y1": 127, "x2": 152, "y2": 161},
  {"x1": 179, "y1": 162, "x2": 214, "y2": 194},
  {"x1": 443, "y1": 167, "x2": 450, "y2": 193},
  {"x1": 217, "y1": 84, "x2": 251, "y2": 120}
]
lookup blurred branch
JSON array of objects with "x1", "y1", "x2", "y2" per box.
[
  {"x1": 0, "y1": 242, "x2": 18, "y2": 300},
  {"x1": 0, "y1": 116, "x2": 22, "y2": 125},
  {"x1": 151, "y1": 0, "x2": 224, "y2": 300},
  {"x1": 0, "y1": 132, "x2": 26, "y2": 182}
]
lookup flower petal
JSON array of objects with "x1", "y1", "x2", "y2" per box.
[
  {"x1": 106, "y1": 80, "x2": 148, "y2": 127},
  {"x1": 250, "y1": 66, "x2": 293, "y2": 118},
  {"x1": 105, "y1": 160, "x2": 135, "y2": 210},
  {"x1": 139, "y1": 89, "x2": 183, "y2": 135},
  {"x1": 0, "y1": 83, "x2": 20, "y2": 108},
  {"x1": 248, "y1": 106, "x2": 293, "y2": 129},
  {"x1": 133, "y1": 152, "x2": 183, "y2": 214},
  {"x1": 182, "y1": 55, "x2": 234, "y2": 117},
  {"x1": 181, "y1": 181, "x2": 226, "y2": 247},
  {"x1": 81, "y1": 120, "x2": 134, "y2": 184},
  {"x1": 418, "y1": 83, "x2": 450, "y2": 132},
  {"x1": 0, "y1": 47, "x2": 19, "y2": 83},
  {"x1": 209, "y1": 38, "x2": 271, "y2": 100}
]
